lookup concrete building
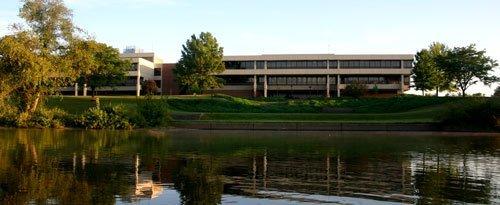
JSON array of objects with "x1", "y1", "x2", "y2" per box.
[
  {"x1": 120, "y1": 46, "x2": 163, "y2": 96},
  {"x1": 164, "y1": 54, "x2": 413, "y2": 98},
  {"x1": 66, "y1": 47, "x2": 163, "y2": 96}
]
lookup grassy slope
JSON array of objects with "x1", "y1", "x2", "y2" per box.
[{"x1": 46, "y1": 95, "x2": 462, "y2": 123}]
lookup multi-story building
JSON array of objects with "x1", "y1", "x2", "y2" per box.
[
  {"x1": 66, "y1": 52, "x2": 413, "y2": 98},
  {"x1": 174, "y1": 54, "x2": 413, "y2": 97},
  {"x1": 64, "y1": 47, "x2": 163, "y2": 96},
  {"x1": 120, "y1": 46, "x2": 163, "y2": 96}
]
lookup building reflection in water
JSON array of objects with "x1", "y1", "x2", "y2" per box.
[{"x1": 0, "y1": 129, "x2": 498, "y2": 204}]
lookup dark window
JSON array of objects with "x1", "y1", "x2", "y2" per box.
[
  {"x1": 403, "y1": 60, "x2": 413, "y2": 68},
  {"x1": 339, "y1": 61, "x2": 349, "y2": 68},
  {"x1": 358, "y1": 77, "x2": 368, "y2": 83},
  {"x1": 154, "y1": 80, "x2": 161, "y2": 88},
  {"x1": 360, "y1": 61, "x2": 369, "y2": 68},
  {"x1": 391, "y1": 60, "x2": 401, "y2": 68},
  {"x1": 123, "y1": 76, "x2": 137, "y2": 86},
  {"x1": 297, "y1": 61, "x2": 306, "y2": 68},
  {"x1": 130, "y1": 63, "x2": 138, "y2": 71},
  {"x1": 256, "y1": 61, "x2": 265, "y2": 69},
  {"x1": 307, "y1": 61, "x2": 317, "y2": 68},
  {"x1": 317, "y1": 61, "x2": 327, "y2": 68},
  {"x1": 329, "y1": 60, "x2": 338, "y2": 68},
  {"x1": 154, "y1": 68, "x2": 161, "y2": 76},
  {"x1": 225, "y1": 61, "x2": 255, "y2": 69},
  {"x1": 370, "y1": 61, "x2": 381, "y2": 68},
  {"x1": 267, "y1": 61, "x2": 277, "y2": 69},
  {"x1": 317, "y1": 77, "x2": 326, "y2": 84},
  {"x1": 220, "y1": 76, "x2": 253, "y2": 85}
]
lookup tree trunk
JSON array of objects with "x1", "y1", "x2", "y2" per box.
[
  {"x1": 462, "y1": 89, "x2": 466, "y2": 97},
  {"x1": 435, "y1": 87, "x2": 439, "y2": 97},
  {"x1": 30, "y1": 94, "x2": 40, "y2": 113},
  {"x1": 26, "y1": 92, "x2": 41, "y2": 114}
]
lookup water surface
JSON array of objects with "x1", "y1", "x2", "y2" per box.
[{"x1": 0, "y1": 129, "x2": 499, "y2": 204}]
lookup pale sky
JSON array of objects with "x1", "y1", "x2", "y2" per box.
[{"x1": 1, "y1": 0, "x2": 499, "y2": 95}]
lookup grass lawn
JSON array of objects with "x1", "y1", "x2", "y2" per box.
[
  {"x1": 45, "y1": 95, "x2": 462, "y2": 123},
  {"x1": 192, "y1": 107, "x2": 442, "y2": 123}
]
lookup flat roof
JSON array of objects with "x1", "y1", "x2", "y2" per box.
[{"x1": 223, "y1": 54, "x2": 414, "y2": 61}]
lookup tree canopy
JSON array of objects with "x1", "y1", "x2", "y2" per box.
[
  {"x1": 0, "y1": 0, "x2": 77, "y2": 115},
  {"x1": 66, "y1": 39, "x2": 129, "y2": 97},
  {"x1": 412, "y1": 42, "x2": 452, "y2": 96},
  {"x1": 438, "y1": 44, "x2": 498, "y2": 96},
  {"x1": 174, "y1": 32, "x2": 225, "y2": 94},
  {"x1": 0, "y1": 0, "x2": 128, "y2": 123}
]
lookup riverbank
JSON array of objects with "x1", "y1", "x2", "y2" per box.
[{"x1": 7, "y1": 95, "x2": 496, "y2": 131}]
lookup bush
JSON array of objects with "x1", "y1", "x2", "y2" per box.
[
  {"x1": 343, "y1": 82, "x2": 368, "y2": 98},
  {"x1": 76, "y1": 105, "x2": 132, "y2": 129},
  {"x1": 0, "y1": 101, "x2": 18, "y2": 127},
  {"x1": 142, "y1": 80, "x2": 158, "y2": 95},
  {"x1": 24, "y1": 107, "x2": 70, "y2": 128},
  {"x1": 137, "y1": 96, "x2": 171, "y2": 127},
  {"x1": 438, "y1": 97, "x2": 499, "y2": 130}
]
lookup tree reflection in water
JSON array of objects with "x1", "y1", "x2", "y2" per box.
[
  {"x1": 173, "y1": 157, "x2": 223, "y2": 205},
  {"x1": 0, "y1": 129, "x2": 498, "y2": 204}
]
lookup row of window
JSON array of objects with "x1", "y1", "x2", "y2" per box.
[
  {"x1": 224, "y1": 60, "x2": 413, "y2": 69},
  {"x1": 220, "y1": 75, "x2": 408, "y2": 85}
]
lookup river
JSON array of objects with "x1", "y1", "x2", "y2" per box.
[{"x1": 0, "y1": 129, "x2": 498, "y2": 204}]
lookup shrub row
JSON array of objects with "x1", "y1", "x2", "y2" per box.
[
  {"x1": 166, "y1": 94, "x2": 458, "y2": 113},
  {"x1": 0, "y1": 97, "x2": 171, "y2": 129},
  {"x1": 437, "y1": 97, "x2": 499, "y2": 130}
]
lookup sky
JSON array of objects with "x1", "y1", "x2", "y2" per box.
[{"x1": 1, "y1": 0, "x2": 499, "y2": 95}]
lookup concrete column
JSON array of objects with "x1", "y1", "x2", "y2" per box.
[
  {"x1": 336, "y1": 75, "x2": 341, "y2": 97},
  {"x1": 400, "y1": 60, "x2": 405, "y2": 94},
  {"x1": 326, "y1": 60, "x2": 330, "y2": 98},
  {"x1": 400, "y1": 74, "x2": 405, "y2": 94},
  {"x1": 74, "y1": 83, "x2": 79, "y2": 96},
  {"x1": 253, "y1": 75, "x2": 257, "y2": 98},
  {"x1": 83, "y1": 84, "x2": 88, "y2": 97},
  {"x1": 136, "y1": 67, "x2": 141, "y2": 96},
  {"x1": 326, "y1": 75, "x2": 331, "y2": 98},
  {"x1": 253, "y1": 61, "x2": 257, "y2": 98},
  {"x1": 263, "y1": 61, "x2": 268, "y2": 98},
  {"x1": 263, "y1": 75, "x2": 268, "y2": 98}
]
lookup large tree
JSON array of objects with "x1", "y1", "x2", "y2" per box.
[
  {"x1": 174, "y1": 32, "x2": 225, "y2": 94},
  {"x1": 412, "y1": 42, "x2": 452, "y2": 96},
  {"x1": 438, "y1": 44, "x2": 498, "y2": 97},
  {"x1": 0, "y1": 0, "x2": 77, "y2": 116},
  {"x1": 66, "y1": 39, "x2": 129, "y2": 97}
]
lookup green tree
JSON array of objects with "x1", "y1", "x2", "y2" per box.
[
  {"x1": 0, "y1": 32, "x2": 63, "y2": 116},
  {"x1": 438, "y1": 44, "x2": 499, "y2": 97},
  {"x1": 174, "y1": 32, "x2": 225, "y2": 94},
  {"x1": 66, "y1": 39, "x2": 129, "y2": 97},
  {"x1": 0, "y1": 0, "x2": 77, "y2": 117},
  {"x1": 343, "y1": 82, "x2": 367, "y2": 98},
  {"x1": 412, "y1": 42, "x2": 452, "y2": 96},
  {"x1": 494, "y1": 86, "x2": 500, "y2": 97}
]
